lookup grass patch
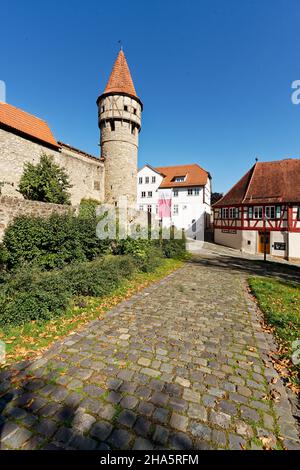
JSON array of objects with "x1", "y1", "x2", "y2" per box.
[
  {"x1": 0, "y1": 258, "x2": 183, "y2": 367},
  {"x1": 249, "y1": 276, "x2": 300, "y2": 388}
]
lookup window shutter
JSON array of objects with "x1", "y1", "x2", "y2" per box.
[
  {"x1": 276, "y1": 206, "x2": 281, "y2": 219},
  {"x1": 248, "y1": 207, "x2": 253, "y2": 219}
]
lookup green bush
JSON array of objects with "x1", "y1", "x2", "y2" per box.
[
  {"x1": 160, "y1": 238, "x2": 186, "y2": 259},
  {"x1": 2, "y1": 212, "x2": 110, "y2": 271},
  {"x1": 0, "y1": 255, "x2": 146, "y2": 327},
  {"x1": 0, "y1": 268, "x2": 70, "y2": 327},
  {"x1": 19, "y1": 154, "x2": 72, "y2": 205}
]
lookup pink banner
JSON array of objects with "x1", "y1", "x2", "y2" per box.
[{"x1": 158, "y1": 189, "x2": 172, "y2": 218}]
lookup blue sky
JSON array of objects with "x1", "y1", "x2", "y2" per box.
[{"x1": 1, "y1": 0, "x2": 300, "y2": 193}]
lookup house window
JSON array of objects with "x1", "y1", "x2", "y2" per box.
[
  {"x1": 229, "y1": 207, "x2": 239, "y2": 219},
  {"x1": 187, "y1": 188, "x2": 193, "y2": 196},
  {"x1": 155, "y1": 204, "x2": 158, "y2": 214},
  {"x1": 152, "y1": 176, "x2": 156, "y2": 183},
  {"x1": 253, "y1": 206, "x2": 263, "y2": 219},
  {"x1": 265, "y1": 206, "x2": 276, "y2": 220},
  {"x1": 94, "y1": 181, "x2": 100, "y2": 191},
  {"x1": 173, "y1": 204, "x2": 179, "y2": 215},
  {"x1": 194, "y1": 188, "x2": 200, "y2": 196},
  {"x1": 148, "y1": 191, "x2": 152, "y2": 198},
  {"x1": 174, "y1": 176, "x2": 185, "y2": 182},
  {"x1": 145, "y1": 177, "x2": 149, "y2": 184},
  {"x1": 139, "y1": 177, "x2": 143, "y2": 184},
  {"x1": 221, "y1": 208, "x2": 229, "y2": 219},
  {"x1": 139, "y1": 205, "x2": 144, "y2": 211},
  {"x1": 297, "y1": 206, "x2": 300, "y2": 221},
  {"x1": 147, "y1": 204, "x2": 152, "y2": 213},
  {"x1": 173, "y1": 189, "x2": 179, "y2": 197},
  {"x1": 141, "y1": 191, "x2": 146, "y2": 198}
]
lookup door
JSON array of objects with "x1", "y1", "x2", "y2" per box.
[{"x1": 258, "y1": 231, "x2": 270, "y2": 254}]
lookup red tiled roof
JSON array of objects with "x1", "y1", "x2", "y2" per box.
[
  {"x1": 214, "y1": 158, "x2": 300, "y2": 206},
  {"x1": 0, "y1": 101, "x2": 59, "y2": 148},
  {"x1": 153, "y1": 164, "x2": 209, "y2": 188},
  {"x1": 103, "y1": 50, "x2": 138, "y2": 97}
]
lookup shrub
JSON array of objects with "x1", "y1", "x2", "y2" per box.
[
  {"x1": 19, "y1": 154, "x2": 72, "y2": 204},
  {"x1": 78, "y1": 199, "x2": 101, "y2": 219},
  {"x1": 2, "y1": 212, "x2": 110, "y2": 271},
  {"x1": 0, "y1": 268, "x2": 70, "y2": 327},
  {"x1": 160, "y1": 238, "x2": 186, "y2": 259}
]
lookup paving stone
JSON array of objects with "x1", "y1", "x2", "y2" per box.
[
  {"x1": 141, "y1": 367, "x2": 160, "y2": 378},
  {"x1": 138, "y1": 357, "x2": 151, "y2": 367},
  {"x1": 90, "y1": 421, "x2": 113, "y2": 441},
  {"x1": 138, "y1": 401, "x2": 154, "y2": 417},
  {"x1": 151, "y1": 391, "x2": 169, "y2": 407},
  {"x1": 153, "y1": 425, "x2": 169, "y2": 445},
  {"x1": 108, "y1": 429, "x2": 133, "y2": 449},
  {"x1": 212, "y1": 429, "x2": 227, "y2": 447},
  {"x1": 35, "y1": 419, "x2": 57, "y2": 438},
  {"x1": 134, "y1": 417, "x2": 152, "y2": 437},
  {"x1": 70, "y1": 435, "x2": 97, "y2": 450},
  {"x1": 169, "y1": 432, "x2": 192, "y2": 450},
  {"x1": 120, "y1": 395, "x2": 139, "y2": 410},
  {"x1": 133, "y1": 437, "x2": 154, "y2": 450},
  {"x1": 189, "y1": 421, "x2": 212, "y2": 440},
  {"x1": 240, "y1": 405, "x2": 260, "y2": 423},
  {"x1": 73, "y1": 410, "x2": 96, "y2": 434},
  {"x1": 117, "y1": 410, "x2": 137, "y2": 428},
  {"x1": 187, "y1": 403, "x2": 207, "y2": 421},
  {"x1": 2, "y1": 427, "x2": 32, "y2": 449},
  {"x1": 170, "y1": 412, "x2": 189, "y2": 432},
  {"x1": 153, "y1": 407, "x2": 169, "y2": 424},
  {"x1": 228, "y1": 433, "x2": 246, "y2": 450},
  {"x1": 210, "y1": 410, "x2": 231, "y2": 429},
  {"x1": 183, "y1": 389, "x2": 200, "y2": 403},
  {"x1": 175, "y1": 376, "x2": 190, "y2": 388}
]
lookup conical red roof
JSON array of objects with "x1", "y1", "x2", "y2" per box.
[{"x1": 103, "y1": 50, "x2": 137, "y2": 97}]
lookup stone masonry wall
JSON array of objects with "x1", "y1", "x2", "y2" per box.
[
  {"x1": 0, "y1": 128, "x2": 105, "y2": 205},
  {"x1": 0, "y1": 196, "x2": 76, "y2": 241}
]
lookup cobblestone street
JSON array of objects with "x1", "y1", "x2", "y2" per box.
[{"x1": 0, "y1": 251, "x2": 299, "y2": 450}]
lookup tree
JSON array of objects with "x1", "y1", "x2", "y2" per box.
[
  {"x1": 19, "y1": 154, "x2": 72, "y2": 205},
  {"x1": 211, "y1": 192, "x2": 223, "y2": 205}
]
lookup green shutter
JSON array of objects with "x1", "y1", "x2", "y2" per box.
[
  {"x1": 276, "y1": 206, "x2": 281, "y2": 219},
  {"x1": 248, "y1": 207, "x2": 253, "y2": 219}
]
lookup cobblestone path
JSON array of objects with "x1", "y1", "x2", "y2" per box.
[{"x1": 0, "y1": 253, "x2": 299, "y2": 450}]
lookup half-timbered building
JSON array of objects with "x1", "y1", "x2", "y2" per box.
[{"x1": 213, "y1": 158, "x2": 300, "y2": 261}]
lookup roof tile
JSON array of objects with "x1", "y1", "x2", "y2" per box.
[
  {"x1": 0, "y1": 101, "x2": 59, "y2": 148},
  {"x1": 103, "y1": 50, "x2": 138, "y2": 97}
]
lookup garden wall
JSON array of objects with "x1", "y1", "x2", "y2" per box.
[{"x1": 0, "y1": 196, "x2": 76, "y2": 241}]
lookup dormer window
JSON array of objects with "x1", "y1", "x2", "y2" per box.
[{"x1": 173, "y1": 176, "x2": 185, "y2": 182}]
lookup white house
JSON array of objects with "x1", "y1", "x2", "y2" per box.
[{"x1": 137, "y1": 164, "x2": 211, "y2": 240}]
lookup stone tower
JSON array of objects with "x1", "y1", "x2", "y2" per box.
[{"x1": 97, "y1": 50, "x2": 143, "y2": 206}]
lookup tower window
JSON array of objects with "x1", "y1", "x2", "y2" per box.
[
  {"x1": 133, "y1": 108, "x2": 137, "y2": 115},
  {"x1": 110, "y1": 120, "x2": 115, "y2": 131},
  {"x1": 124, "y1": 105, "x2": 128, "y2": 111},
  {"x1": 101, "y1": 106, "x2": 105, "y2": 112},
  {"x1": 131, "y1": 124, "x2": 136, "y2": 135},
  {"x1": 94, "y1": 180, "x2": 100, "y2": 190}
]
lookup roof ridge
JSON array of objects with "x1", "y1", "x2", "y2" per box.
[
  {"x1": 0, "y1": 101, "x2": 48, "y2": 124},
  {"x1": 242, "y1": 163, "x2": 257, "y2": 203}
]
